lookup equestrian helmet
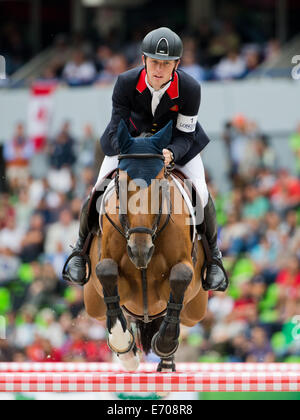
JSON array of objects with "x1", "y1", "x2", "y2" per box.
[{"x1": 142, "y1": 27, "x2": 183, "y2": 61}]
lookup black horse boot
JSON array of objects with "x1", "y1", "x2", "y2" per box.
[
  {"x1": 199, "y1": 194, "x2": 229, "y2": 292},
  {"x1": 63, "y1": 195, "x2": 91, "y2": 286}
]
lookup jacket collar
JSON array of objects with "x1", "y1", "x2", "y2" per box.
[{"x1": 136, "y1": 68, "x2": 179, "y2": 100}]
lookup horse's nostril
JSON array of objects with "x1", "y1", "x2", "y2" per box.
[
  {"x1": 127, "y1": 245, "x2": 134, "y2": 259},
  {"x1": 148, "y1": 245, "x2": 155, "y2": 259}
]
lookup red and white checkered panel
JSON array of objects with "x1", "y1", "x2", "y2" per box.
[
  {"x1": 0, "y1": 363, "x2": 300, "y2": 373},
  {"x1": 0, "y1": 372, "x2": 300, "y2": 393}
]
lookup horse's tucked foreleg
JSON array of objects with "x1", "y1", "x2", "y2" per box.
[
  {"x1": 96, "y1": 259, "x2": 139, "y2": 371},
  {"x1": 152, "y1": 263, "x2": 193, "y2": 361}
]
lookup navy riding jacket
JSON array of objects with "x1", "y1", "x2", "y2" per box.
[{"x1": 100, "y1": 66, "x2": 210, "y2": 166}]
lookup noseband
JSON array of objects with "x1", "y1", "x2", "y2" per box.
[{"x1": 104, "y1": 153, "x2": 172, "y2": 243}]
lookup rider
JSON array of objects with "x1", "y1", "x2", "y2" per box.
[{"x1": 64, "y1": 27, "x2": 228, "y2": 292}]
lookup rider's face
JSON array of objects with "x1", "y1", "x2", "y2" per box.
[{"x1": 143, "y1": 56, "x2": 180, "y2": 90}]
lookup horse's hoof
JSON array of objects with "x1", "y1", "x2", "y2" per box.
[
  {"x1": 151, "y1": 332, "x2": 179, "y2": 358},
  {"x1": 118, "y1": 348, "x2": 141, "y2": 372},
  {"x1": 157, "y1": 357, "x2": 176, "y2": 373}
]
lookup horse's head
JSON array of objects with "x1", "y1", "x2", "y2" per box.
[{"x1": 116, "y1": 120, "x2": 173, "y2": 269}]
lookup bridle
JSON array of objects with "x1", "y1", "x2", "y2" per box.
[
  {"x1": 104, "y1": 153, "x2": 172, "y2": 244},
  {"x1": 103, "y1": 153, "x2": 174, "y2": 323}
]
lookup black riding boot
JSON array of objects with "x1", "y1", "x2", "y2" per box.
[
  {"x1": 199, "y1": 194, "x2": 229, "y2": 292},
  {"x1": 64, "y1": 195, "x2": 91, "y2": 286}
]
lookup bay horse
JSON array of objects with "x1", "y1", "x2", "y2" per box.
[{"x1": 84, "y1": 121, "x2": 208, "y2": 372}]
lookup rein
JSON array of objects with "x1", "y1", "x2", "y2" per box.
[{"x1": 118, "y1": 154, "x2": 165, "y2": 161}]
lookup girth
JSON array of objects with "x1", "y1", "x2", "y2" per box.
[{"x1": 122, "y1": 304, "x2": 167, "y2": 323}]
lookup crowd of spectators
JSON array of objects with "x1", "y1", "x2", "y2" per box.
[
  {"x1": 38, "y1": 23, "x2": 280, "y2": 86},
  {"x1": 0, "y1": 114, "x2": 300, "y2": 365},
  {"x1": 1, "y1": 19, "x2": 282, "y2": 87}
]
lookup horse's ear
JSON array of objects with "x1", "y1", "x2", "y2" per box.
[
  {"x1": 117, "y1": 119, "x2": 132, "y2": 153},
  {"x1": 151, "y1": 121, "x2": 173, "y2": 150}
]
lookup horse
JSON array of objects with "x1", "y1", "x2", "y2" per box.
[{"x1": 83, "y1": 120, "x2": 208, "y2": 372}]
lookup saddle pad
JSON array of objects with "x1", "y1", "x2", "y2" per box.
[
  {"x1": 99, "y1": 179, "x2": 116, "y2": 234},
  {"x1": 170, "y1": 174, "x2": 197, "y2": 243}
]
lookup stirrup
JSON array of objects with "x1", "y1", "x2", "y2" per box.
[
  {"x1": 201, "y1": 257, "x2": 229, "y2": 292},
  {"x1": 62, "y1": 249, "x2": 92, "y2": 286},
  {"x1": 62, "y1": 231, "x2": 94, "y2": 285}
]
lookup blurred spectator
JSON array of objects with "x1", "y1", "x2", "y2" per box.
[
  {"x1": 26, "y1": 334, "x2": 62, "y2": 362},
  {"x1": 0, "y1": 214, "x2": 24, "y2": 256},
  {"x1": 229, "y1": 333, "x2": 251, "y2": 362},
  {"x1": 25, "y1": 263, "x2": 58, "y2": 308},
  {"x1": 15, "y1": 187, "x2": 34, "y2": 232},
  {"x1": 270, "y1": 170, "x2": 300, "y2": 215},
  {"x1": 45, "y1": 208, "x2": 78, "y2": 255},
  {"x1": 214, "y1": 49, "x2": 246, "y2": 80},
  {"x1": 37, "y1": 308, "x2": 65, "y2": 348},
  {"x1": 0, "y1": 340, "x2": 15, "y2": 362},
  {"x1": 246, "y1": 327, "x2": 275, "y2": 362},
  {"x1": 250, "y1": 236, "x2": 280, "y2": 282},
  {"x1": 49, "y1": 121, "x2": 76, "y2": 170},
  {"x1": 0, "y1": 193, "x2": 15, "y2": 230},
  {"x1": 48, "y1": 122, "x2": 76, "y2": 174},
  {"x1": 241, "y1": 47, "x2": 261, "y2": 77},
  {"x1": 222, "y1": 114, "x2": 258, "y2": 181},
  {"x1": 242, "y1": 184, "x2": 270, "y2": 220},
  {"x1": 276, "y1": 255, "x2": 300, "y2": 302},
  {"x1": 95, "y1": 45, "x2": 114, "y2": 72},
  {"x1": 75, "y1": 168, "x2": 95, "y2": 199},
  {"x1": 281, "y1": 210, "x2": 299, "y2": 241},
  {"x1": 208, "y1": 291, "x2": 234, "y2": 322},
  {"x1": 232, "y1": 282, "x2": 258, "y2": 323},
  {"x1": 180, "y1": 50, "x2": 206, "y2": 82},
  {"x1": 62, "y1": 49, "x2": 97, "y2": 86},
  {"x1": 3, "y1": 123, "x2": 34, "y2": 186},
  {"x1": 97, "y1": 53, "x2": 128, "y2": 86},
  {"x1": 219, "y1": 211, "x2": 249, "y2": 256},
  {"x1": 0, "y1": 253, "x2": 20, "y2": 284},
  {"x1": 76, "y1": 124, "x2": 98, "y2": 174},
  {"x1": 19, "y1": 213, "x2": 45, "y2": 263},
  {"x1": 123, "y1": 30, "x2": 143, "y2": 66},
  {"x1": 208, "y1": 22, "x2": 241, "y2": 66},
  {"x1": 44, "y1": 34, "x2": 72, "y2": 79},
  {"x1": 240, "y1": 135, "x2": 277, "y2": 179},
  {"x1": 47, "y1": 122, "x2": 76, "y2": 194},
  {"x1": 14, "y1": 306, "x2": 37, "y2": 349}
]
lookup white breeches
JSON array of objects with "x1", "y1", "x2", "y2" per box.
[{"x1": 96, "y1": 153, "x2": 209, "y2": 208}]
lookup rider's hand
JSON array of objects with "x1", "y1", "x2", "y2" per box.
[{"x1": 162, "y1": 149, "x2": 174, "y2": 166}]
